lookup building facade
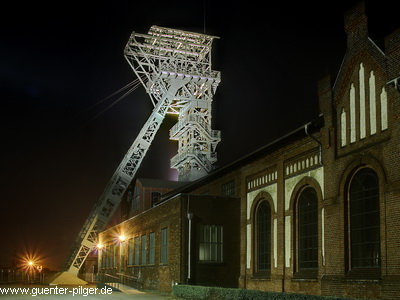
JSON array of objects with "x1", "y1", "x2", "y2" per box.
[
  {"x1": 238, "y1": 4, "x2": 400, "y2": 298},
  {"x1": 98, "y1": 2, "x2": 400, "y2": 299},
  {"x1": 98, "y1": 179, "x2": 240, "y2": 292}
]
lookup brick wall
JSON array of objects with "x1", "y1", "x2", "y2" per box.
[
  {"x1": 99, "y1": 197, "x2": 183, "y2": 292},
  {"x1": 99, "y1": 193, "x2": 241, "y2": 292}
]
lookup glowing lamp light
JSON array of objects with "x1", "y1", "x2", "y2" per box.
[
  {"x1": 96, "y1": 243, "x2": 103, "y2": 249},
  {"x1": 28, "y1": 261, "x2": 34, "y2": 266},
  {"x1": 118, "y1": 235, "x2": 126, "y2": 242}
]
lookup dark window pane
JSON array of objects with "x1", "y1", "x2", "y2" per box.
[
  {"x1": 257, "y1": 201, "x2": 271, "y2": 271},
  {"x1": 199, "y1": 225, "x2": 223, "y2": 262},
  {"x1": 350, "y1": 168, "x2": 380, "y2": 268},
  {"x1": 298, "y1": 187, "x2": 318, "y2": 269}
]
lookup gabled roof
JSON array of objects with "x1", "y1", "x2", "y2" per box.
[{"x1": 333, "y1": 1, "x2": 387, "y2": 101}]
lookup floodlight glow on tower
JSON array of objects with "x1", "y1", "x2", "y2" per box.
[{"x1": 124, "y1": 25, "x2": 221, "y2": 181}]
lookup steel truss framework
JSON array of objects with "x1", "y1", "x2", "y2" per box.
[
  {"x1": 125, "y1": 26, "x2": 221, "y2": 180},
  {"x1": 62, "y1": 26, "x2": 220, "y2": 275}
]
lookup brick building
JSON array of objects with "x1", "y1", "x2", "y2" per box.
[
  {"x1": 98, "y1": 179, "x2": 240, "y2": 292},
  {"x1": 98, "y1": 2, "x2": 400, "y2": 298}
]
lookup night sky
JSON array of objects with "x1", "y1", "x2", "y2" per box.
[{"x1": 1, "y1": 1, "x2": 397, "y2": 270}]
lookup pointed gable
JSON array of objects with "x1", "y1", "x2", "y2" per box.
[{"x1": 331, "y1": 1, "x2": 390, "y2": 155}]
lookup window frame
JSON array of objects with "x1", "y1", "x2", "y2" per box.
[
  {"x1": 294, "y1": 186, "x2": 319, "y2": 279},
  {"x1": 127, "y1": 238, "x2": 134, "y2": 266},
  {"x1": 149, "y1": 232, "x2": 155, "y2": 265},
  {"x1": 346, "y1": 167, "x2": 381, "y2": 278},
  {"x1": 141, "y1": 234, "x2": 147, "y2": 265},
  {"x1": 199, "y1": 224, "x2": 224, "y2": 263},
  {"x1": 160, "y1": 228, "x2": 168, "y2": 265},
  {"x1": 151, "y1": 191, "x2": 161, "y2": 206},
  {"x1": 221, "y1": 180, "x2": 235, "y2": 196},
  {"x1": 134, "y1": 236, "x2": 140, "y2": 266},
  {"x1": 253, "y1": 199, "x2": 272, "y2": 278},
  {"x1": 131, "y1": 186, "x2": 139, "y2": 212}
]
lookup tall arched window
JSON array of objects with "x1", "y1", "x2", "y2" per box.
[
  {"x1": 297, "y1": 187, "x2": 318, "y2": 272},
  {"x1": 349, "y1": 168, "x2": 380, "y2": 269},
  {"x1": 256, "y1": 200, "x2": 271, "y2": 274}
]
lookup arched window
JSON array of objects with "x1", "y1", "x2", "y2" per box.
[
  {"x1": 297, "y1": 187, "x2": 318, "y2": 271},
  {"x1": 349, "y1": 168, "x2": 380, "y2": 269},
  {"x1": 256, "y1": 200, "x2": 271, "y2": 274}
]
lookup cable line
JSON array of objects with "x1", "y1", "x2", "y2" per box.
[
  {"x1": 72, "y1": 78, "x2": 141, "y2": 119},
  {"x1": 82, "y1": 79, "x2": 145, "y2": 126}
]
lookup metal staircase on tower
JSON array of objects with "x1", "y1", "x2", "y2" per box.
[{"x1": 47, "y1": 25, "x2": 221, "y2": 284}]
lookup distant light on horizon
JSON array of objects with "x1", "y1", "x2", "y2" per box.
[{"x1": 15, "y1": 242, "x2": 47, "y2": 271}]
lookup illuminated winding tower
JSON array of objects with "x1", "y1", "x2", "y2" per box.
[
  {"x1": 124, "y1": 26, "x2": 221, "y2": 181},
  {"x1": 48, "y1": 26, "x2": 220, "y2": 283}
]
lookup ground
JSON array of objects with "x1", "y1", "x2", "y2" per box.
[{"x1": 0, "y1": 284, "x2": 173, "y2": 299}]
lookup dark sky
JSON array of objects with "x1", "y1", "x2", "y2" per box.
[{"x1": 1, "y1": 1, "x2": 397, "y2": 270}]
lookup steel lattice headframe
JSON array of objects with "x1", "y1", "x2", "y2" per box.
[{"x1": 58, "y1": 26, "x2": 221, "y2": 279}]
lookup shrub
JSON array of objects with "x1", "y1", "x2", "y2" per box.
[
  {"x1": 172, "y1": 284, "x2": 375, "y2": 300},
  {"x1": 173, "y1": 284, "x2": 212, "y2": 300},
  {"x1": 209, "y1": 287, "x2": 243, "y2": 300}
]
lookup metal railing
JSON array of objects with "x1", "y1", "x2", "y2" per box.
[
  {"x1": 98, "y1": 273, "x2": 120, "y2": 290},
  {"x1": 0, "y1": 269, "x2": 48, "y2": 284},
  {"x1": 97, "y1": 271, "x2": 142, "y2": 291},
  {"x1": 0, "y1": 269, "x2": 19, "y2": 283},
  {"x1": 117, "y1": 273, "x2": 141, "y2": 289}
]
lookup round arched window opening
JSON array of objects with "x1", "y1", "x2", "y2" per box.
[
  {"x1": 297, "y1": 186, "x2": 318, "y2": 270},
  {"x1": 256, "y1": 200, "x2": 271, "y2": 272},
  {"x1": 349, "y1": 168, "x2": 380, "y2": 269}
]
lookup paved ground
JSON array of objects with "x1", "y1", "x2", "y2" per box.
[{"x1": 0, "y1": 284, "x2": 174, "y2": 299}]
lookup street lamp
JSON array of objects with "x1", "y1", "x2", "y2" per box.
[{"x1": 26, "y1": 260, "x2": 35, "y2": 283}]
